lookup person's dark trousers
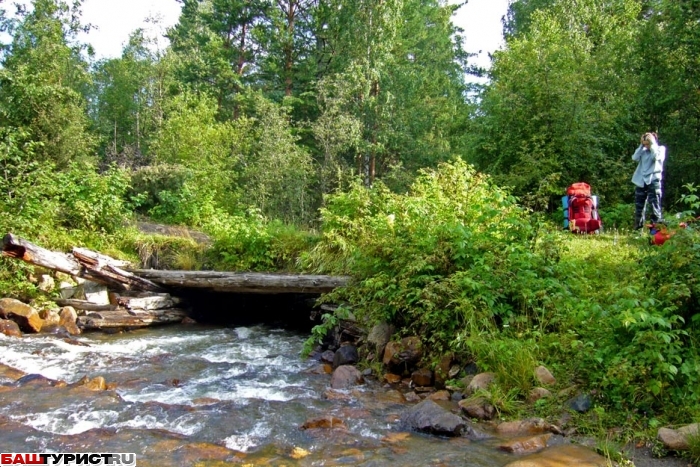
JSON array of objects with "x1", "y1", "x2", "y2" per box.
[{"x1": 634, "y1": 180, "x2": 663, "y2": 229}]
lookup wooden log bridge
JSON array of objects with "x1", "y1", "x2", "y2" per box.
[
  {"x1": 1, "y1": 233, "x2": 351, "y2": 331},
  {"x1": 132, "y1": 270, "x2": 350, "y2": 294},
  {"x1": 1, "y1": 233, "x2": 350, "y2": 294}
]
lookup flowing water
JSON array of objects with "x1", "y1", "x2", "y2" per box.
[{"x1": 0, "y1": 324, "x2": 524, "y2": 466}]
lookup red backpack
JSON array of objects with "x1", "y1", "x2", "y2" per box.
[{"x1": 562, "y1": 182, "x2": 602, "y2": 233}]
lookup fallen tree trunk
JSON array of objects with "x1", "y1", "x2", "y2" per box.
[
  {"x1": 131, "y1": 270, "x2": 351, "y2": 294},
  {"x1": 78, "y1": 308, "x2": 189, "y2": 329},
  {"x1": 2, "y1": 233, "x2": 164, "y2": 292}
]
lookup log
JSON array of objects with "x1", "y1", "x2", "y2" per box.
[
  {"x1": 116, "y1": 294, "x2": 180, "y2": 311},
  {"x1": 2, "y1": 233, "x2": 164, "y2": 293},
  {"x1": 2, "y1": 233, "x2": 82, "y2": 276},
  {"x1": 54, "y1": 299, "x2": 117, "y2": 312},
  {"x1": 77, "y1": 309, "x2": 189, "y2": 329},
  {"x1": 131, "y1": 270, "x2": 351, "y2": 294}
]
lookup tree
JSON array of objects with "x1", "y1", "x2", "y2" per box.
[
  {"x1": 167, "y1": 0, "x2": 269, "y2": 119},
  {"x1": 91, "y1": 30, "x2": 168, "y2": 166},
  {"x1": 0, "y1": 0, "x2": 95, "y2": 167},
  {"x1": 468, "y1": 0, "x2": 642, "y2": 206}
]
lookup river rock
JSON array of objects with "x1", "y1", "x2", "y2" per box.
[
  {"x1": 384, "y1": 373, "x2": 402, "y2": 384},
  {"x1": 38, "y1": 274, "x2": 55, "y2": 292},
  {"x1": 321, "y1": 350, "x2": 335, "y2": 364},
  {"x1": 458, "y1": 397, "x2": 496, "y2": 420},
  {"x1": 400, "y1": 399, "x2": 466, "y2": 436},
  {"x1": 0, "y1": 363, "x2": 26, "y2": 381},
  {"x1": 333, "y1": 344, "x2": 358, "y2": 368},
  {"x1": 567, "y1": 393, "x2": 592, "y2": 413},
  {"x1": 15, "y1": 374, "x2": 65, "y2": 388},
  {"x1": 527, "y1": 387, "x2": 552, "y2": 404},
  {"x1": 498, "y1": 434, "x2": 552, "y2": 454},
  {"x1": 84, "y1": 376, "x2": 107, "y2": 391},
  {"x1": 383, "y1": 336, "x2": 423, "y2": 369},
  {"x1": 301, "y1": 416, "x2": 347, "y2": 430},
  {"x1": 497, "y1": 418, "x2": 559, "y2": 436},
  {"x1": 330, "y1": 365, "x2": 364, "y2": 389},
  {"x1": 503, "y1": 444, "x2": 607, "y2": 467},
  {"x1": 427, "y1": 390, "x2": 450, "y2": 401},
  {"x1": 657, "y1": 423, "x2": 700, "y2": 451},
  {"x1": 0, "y1": 319, "x2": 22, "y2": 337},
  {"x1": 0, "y1": 298, "x2": 43, "y2": 333},
  {"x1": 411, "y1": 368, "x2": 433, "y2": 387},
  {"x1": 59, "y1": 306, "x2": 81, "y2": 335},
  {"x1": 39, "y1": 309, "x2": 61, "y2": 329},
  {"x1": 534, "y1": 365, "x2": 556, "y2": 385},
  {"x1": 367, "y1": 322, "x2": 393, "y2": 356},
  {"x1": 466, "y1": 372, "x2": 496, "y2": 395}
]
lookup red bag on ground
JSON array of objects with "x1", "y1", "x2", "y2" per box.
[{"x1": 564, "y1": 183, "x2": 601, "y2": 233}]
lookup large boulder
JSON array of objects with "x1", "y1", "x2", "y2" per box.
[
  {"x1": 400, "y1": 399, "x2": 466, "y2": 437},
  {"x1": 0, "y1": 298, "x2": 42, "y2": 333}
]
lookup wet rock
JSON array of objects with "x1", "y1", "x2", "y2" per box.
[
  {"x1": 324, "y1": 389, "x2": 353, "y2": 401},
  {"x1": 411, "y1": 368, "x2": 433, "y2": 387},
  {"x1": 466, "y1": 372, "x2": 496, "y2": 395},
  {"x1": 498, "y1": 434, "x2": 552, "y2": 454},
  {"x1": 451, "y1": 391, "x2": 465, "y2": 402},
  {"x1": 320, "y1": 350, "x2": 335, "y2": 364},
  {"x1": 175, "y1": 442, "x2": 242, "y2": 464},
  {"x1": 534, "y1": 365, "x2": 556, "y2": 385},
  {"x1": 404, "y1": 391, "x2": 421, "y2": 403},
  {"x1": 333, "y1": 344, "x2": 358, "y2": 368},
  {"x1": 306, "y1": 363, "x2": 333, "y2": 375},
  {"x1": 15, "y1": 374, "x2": 64, "y2": 388},
  {"x1": 191, "y1": 397, "x2": 221, "y2": 406},
  {"x1": 383, "y1": 336, "x2": 423, "y2": 368},
  {"x1": 400, "y1": 399, "x2": 466, "y2": 437},
  {"x1": 658, "y1": 424, "x2": 700, "y2": 451},
  {"x1": 59, "y1": 306, "x2": 81, "y2": 336},
  {"x1": 0, "y1": 363, "x2": 26, "y2": 381},
  {"x1": 377, "y1": 389, "x2": 407, "y2": 405},
  {"x1": 301, "y1": 416, "x2": 347, "y2": 430},
  {"x1": 458, "y1": 397, "x2": 496, "y2": 420},
  {"x1": 181, "y1": 316, "x2": 197, "y2": 325},
  {"x1": 384, "y1": 373, "x2": 402, "y2": 384},
  {"x1": 39, "y1": 309, "x2": 61, "y2": 329},
  {"x1": 567, "y1": 393, "x2": 592, "y2": 413},
  {"x1": 502, "y1": 444, "x2": 607, "y2": 467},
  {"x1": 0, "y1": 298, "x2": 42, "y2": 333},
  {"x1": 84, "y1": 376, "x2": 107, "y2": 391},
  {"x1": 527, "y1": 387, "x2": 552, "y2": 404},
  {"x1": 330, "y1": 365, "x2": 364, "y2": 389},
  {"x1": 427, "y1": 390, "x2": 450, "y2": 401},
  {"x1": 0, "y1": 319, "x2": 22, "y2": 338}
]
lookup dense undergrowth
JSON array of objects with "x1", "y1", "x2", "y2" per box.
[{"x1": 1, "y1": 159, "x2": 699, "y2": 456}]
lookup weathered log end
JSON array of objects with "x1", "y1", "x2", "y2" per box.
[{"x1": 2, "y1": 233, "x2": 29, "y2": 261}]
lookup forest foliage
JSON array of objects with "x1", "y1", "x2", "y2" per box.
[{"x1": 1, "y1": 0, "x2": 700, "y2": 441}]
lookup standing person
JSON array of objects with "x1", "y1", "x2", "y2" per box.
[{"x1": 631, "y1": 132, "x2": 666, "y2": 230}]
